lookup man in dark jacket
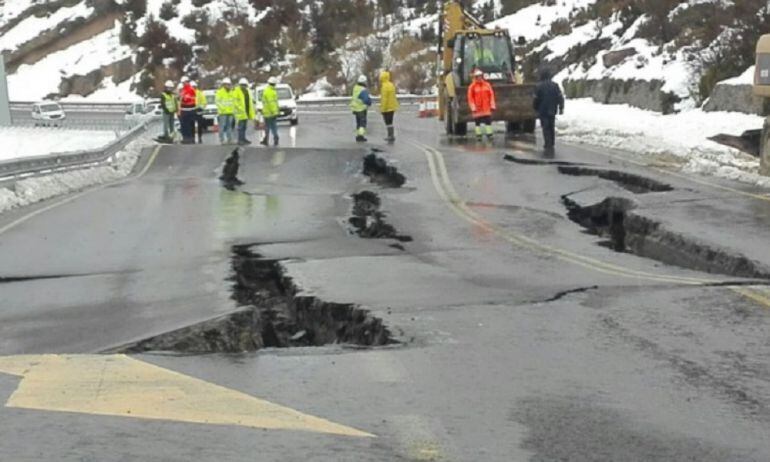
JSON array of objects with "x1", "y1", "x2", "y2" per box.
[{"x1": 533, "y1": 68, "x2": 565, "y2": 151}]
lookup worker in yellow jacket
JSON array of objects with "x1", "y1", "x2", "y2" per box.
[
  {"x1": 233, "y1": 78, "x2": 256, "y2": 145},
  {"x1": 379, "y1": 70, "x2": 399, "y2": 143}
]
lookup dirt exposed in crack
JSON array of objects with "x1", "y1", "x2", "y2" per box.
[
  {"x1": 503, "y1": 154, "x2": 581, "y2": 166},
  {"x1": 363, "y1": 151, "x2": 406, "y2": 188},
  {"x1": 558, "y1": 166, "x2": 673, "y2": 194},
  {"x1": 562, "y1": 195, "x2": 770, "y2": 279},
  {"x1": 114, "y1": 246, "x2": 396, "y2": 354},
  {"x1": 349, "y1": 191, "x2": 413, "y2": 243},
  {"x1": 219, "y1": 148, "x2": 244, "y2": 190}
]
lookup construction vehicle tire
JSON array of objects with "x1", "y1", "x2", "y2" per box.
[{"x1": 523, "y1": 119, "x2": 536, "y2": 133}]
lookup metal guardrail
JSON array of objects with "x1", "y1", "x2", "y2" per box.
[
  {"x1": 10, "y1": 116, "x2": 146, "y2": 131},
  {"x1": 0, "y1": 120, "x2": 154, "y2": 180},
  {"x1": 297, "y1": 95, "x2": 432, "y2": 107},
  {"x1": 9, "y1": 101, "x2": 131, "y2": 113},
  {"x1": 9, "y1": 95, "x2": 436, "y2": 112}
]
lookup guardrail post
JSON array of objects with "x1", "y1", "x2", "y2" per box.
[{"x1": 0, "y1": 54, "x2": 11, "y2": 126}]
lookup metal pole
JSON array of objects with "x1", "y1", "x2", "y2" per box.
[{"x1": 0, "y1": 54, "x2": 11, "y2": 126}]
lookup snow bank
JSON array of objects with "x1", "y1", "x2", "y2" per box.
[
  {"x1": 0, "y1": 128, "x2": 119, "y2": 162},
  {"x1": 721, "y1": 66, "x2": 756, "y2": 86},
  {"x1": 0, "y1": 3, "x2": 93, "y2": 53},
  {"x1": 7, "y1": 21, "x2": 132, "y2": 101},
  {"x1": 0, "y1": 131, "x2": 153, "y2": 215},
  {"x1": 558, "y1": 99, "x2": 769, "y2": 186},
  {"x1": 489, "y1": 0, "x2": 597, "y2": 41}
]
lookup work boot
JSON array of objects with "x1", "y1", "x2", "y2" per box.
[
  {"x1": 356, "y1": 135, "x2": 367, "y2": 143},
  {"x1": 273, "y1": 138, "x2": 279, "y2": 147},
  {"x1": 260, "y1": 137, "x2": 268, "y2": 146},
  {"x1": 486, "y1": 133, "x2": 494, "y2": 141},
  {"x1": 476, "y1": 134, "x2": 483, "y2": 142},
  {"x1": 385, "y1": 127, "x2": 395, "y2": 143}
]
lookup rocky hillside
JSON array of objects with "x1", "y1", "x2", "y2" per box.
[
  {"x1": 0, "y1": 0, "x2": 768, "y2": 114},
  {"x1": 0, "y1": 0, "x2": 443, "y2": 100}
]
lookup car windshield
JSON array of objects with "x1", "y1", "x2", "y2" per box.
[
  {"x1": 463, "y1": 35, "x2": 512, "y2": 77},
  {"x1": 40, "y1": 104, "x2": 61, "y2": 112}
]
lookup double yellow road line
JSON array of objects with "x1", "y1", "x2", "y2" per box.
[{"x1": 411, "y1": 140, "x2": 770, "y2": 307}]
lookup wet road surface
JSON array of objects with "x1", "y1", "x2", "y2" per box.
[{"x1": 0, "y1": 109, "x2": 769, "y2": 460}]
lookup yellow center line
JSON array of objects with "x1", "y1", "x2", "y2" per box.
[{"x1": 410, "y1": 140, "x2": 770, "y2": 308}]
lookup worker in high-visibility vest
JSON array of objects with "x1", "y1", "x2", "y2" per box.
[
  {"x1": 233, "y1": 78, "x2": 256, "y2": 145},
  {"x1": 350, "y1": 75, "x2": 372, "y2": 142},
  {"x1": 216, "y1": 78, "x2": 235, "y2": 145},
  {"x1": 158, "y1": 80, "x2": 178, "y2": 143},
  {"x1": 178, "y1": 76, "x2": 198, "y2": 144},
  {"x1": 467, "y1": 69, "x2": 496, "y2": 141},
  {"x1": 191, "y1": 80, "x2": 207, "y2": 144},
  {"x1": 260, "y1": 76, "x2": 281, "y2": 146}
]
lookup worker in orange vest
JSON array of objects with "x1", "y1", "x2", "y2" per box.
[{"x1": 467, "y1": 69, "x2": 496, "y2": 141}]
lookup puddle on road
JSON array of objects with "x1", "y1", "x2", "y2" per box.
[{"x1": 116, "y1": 246, "x2": 396, "y2": 354}]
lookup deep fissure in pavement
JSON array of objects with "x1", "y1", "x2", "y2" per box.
[
  {"x1": 219, "y1": 148, "x2": 244, "y2": 190},
  {"x1": 363, "y1": 151, "x2": 406, "y2": 188},
  {"x1": 116, "y1": 246, "x2": 395, "y2": 353},
  {"x1": 562, "y1": 195, "x2": 770, "y2": 279},
  {"x1": 558, "y1": 166, "x2": 674, "y2": 194},
  {"x1": 349, "y1": 191, "x2": 413, "y2": 242}
]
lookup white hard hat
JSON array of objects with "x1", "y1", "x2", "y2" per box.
[
  {"x1": 267, "y1": 76, "x2": 278, "y2": 85},
  {"x1": 238, "y1": 77, "x2": 249, "y2": 85},
  {"x1": 222, "y1": 77, "x2": 232, "y2": 85},
  {"x1": 181, "y1": 76, "x2": 190, "y2": 83},
  {"x1": 164, "y1": 80, "x2": 174, "y2": 88},
  {"x1": 177, "y1": 83, "x2": 183, "y2": 90},
  {"x1": 474, "y1": 69, "x2": 484, "y2": 76},
  {"x1": 190, "y1": 80, "x2": 198, "y2": 87},
  {"x1": 357, "y1": 75, "x2": 367, "y2": 84}
]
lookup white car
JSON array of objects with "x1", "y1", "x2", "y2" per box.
[
  {"x1": 31, "y1": 102, "x2": 66, "y2": 125},
  {"x1": 255, "y1": 84, "x2": 298, "y2": 125},
  {"x1": 148, "y1": 102, "x2": 163, "y2": 116},
  {"x1": 124, "y1": 101, "x2": 150, "y2": 121}
]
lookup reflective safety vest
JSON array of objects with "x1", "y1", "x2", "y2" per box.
[
  {"x1": 350, "y1": 84, "x2": 368, "y2": 112},
  {"x1": 195, "y1": 89, "x2": 207, "y2": 109},
  {"x1": 261, "y1": 85, "x2": 280, "y2": 118},
  {"x1": 162, "y1": 92, "x2": 178, "y2": 113},
  {"x1": 216, "y1": 87, "x2": 235, "y2": 115},
  {"x1": 233, "y1": 86, "x2": 256, "y2": 121}
]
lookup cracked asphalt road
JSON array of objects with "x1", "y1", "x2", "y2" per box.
[{"x1": 0, "y1": 109, "x2": 769, "y2": 461}]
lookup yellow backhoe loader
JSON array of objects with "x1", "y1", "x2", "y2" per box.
[{"x1": 437, "y1": 1, "x2": 537, "y2": 136}]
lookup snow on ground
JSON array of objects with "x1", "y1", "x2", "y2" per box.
[
  {"x1": 0, "y1": 128, "x2": 118, "y2": 162},
  {"x1": 0, "y1": 130, "x2": 154, "y2": 215},
  {"x1": 721, "y1": 66, "x2": 756, "y2": 86},
  {"x1": 0, "y1": 0, "x2": 38, "y2": 28},
  {"x1": 557, "y1": 99, "x2": 769, "y2": 186},
  {"x1": 0, "y1": 2, "x2": 93, "y2": 52},
  {"x1": 489, "y1": 0, "x2": 598, "y2": 41},
  {"x1": 63, "y1": 74, "x2": 142, "y2": 103},
  {"x1": 7, "y1": 20, "x2": 132, "y2": 101}
]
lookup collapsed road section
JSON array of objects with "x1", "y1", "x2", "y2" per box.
[
  {"x1": 115, "y1": 246, "x2": 395, "y2": 354},
  {"x1": 562, "y1": 195, "x2": 770, "y2": 279}
]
